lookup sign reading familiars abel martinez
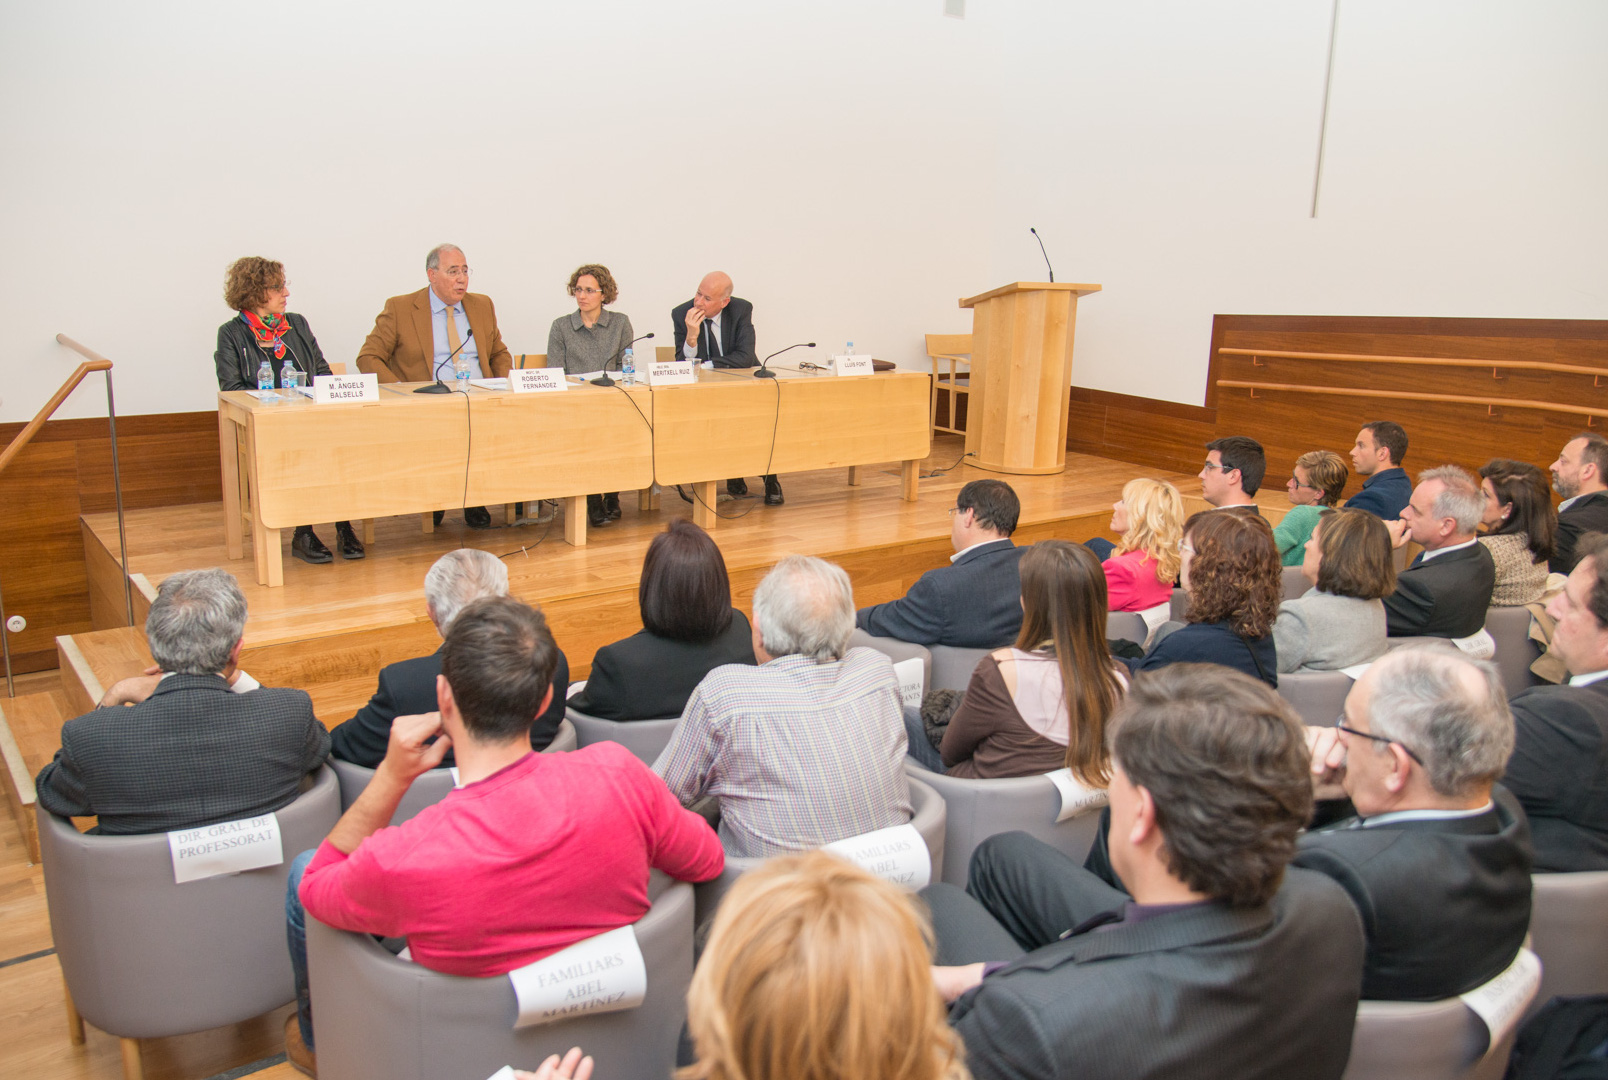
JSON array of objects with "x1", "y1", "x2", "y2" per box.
[
  {"x1": 508, "y1": 925, "x2": 647, "y2": 1028},
  {"x1": 167, "y1": 812, "x2": 284, "y2": 883}
]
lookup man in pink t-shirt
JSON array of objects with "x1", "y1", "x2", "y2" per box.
[{"x1": 282, "y1": 596, "x2": 723, "y2": 1077}]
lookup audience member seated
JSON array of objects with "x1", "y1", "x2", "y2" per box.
[
  {"x1": 657, "y1": 555, "x2": 912, "y2": 857},
  {"x1": 1095, "y1": 478, "x2": 1182, "y2": 613},
  {"x1": 682, "y1": 851, "x2": 967, "y2": 1080},
  {"x1": 330, "y1": 549, "x2": 568, "y2": 767},
  {"x1": 1383, "y1": 465, "x2": 1496, "y2": 638},
  {"x1": 1274, "y1": 450, "x2": 1347, "y2": 566},
  {"x1": 1198, "y1": 435, "x2": 1264, "y2": 512},
  {"x1": 1478, "y1": 459, "x2": 1555, "y2": 606},
  {"x1": 1344, "y1": 420, "x2": 1413, "y2": 520},
  {"x1": 1549, "y1": 433, "x2": 1608, "y2": 574},
  {"x1": 1504, "y1": 532, "x2": 1608, "y2": 871},
  {"x1": 1300, "y1": 646, "x2": 1532, "y2": 1000},
  {"x1": 855, "y1": 479, "x2": 1025, "y2": 648},
  {"x1": 1274, "y1": 508, "x2": 1395, "y2": 673},
  {"x1": 568, "y1": 520, "x2": 755, "y2": 720},
  {"x1": 923, "y1": 664, "x2": 1364, "y2": 1080},
  {"x1": 35, "y1": 568, "x2": 329, "y2": 835},
  {"x1": 910, "y1": 540, "x2": 1126, "y2": 782},
  {"x1": 1134, "y1": 510, "x2": 1280, "y2": 686},
  {"x1": 285, "y1": 596, "x2": 723, "y2": 1074}
]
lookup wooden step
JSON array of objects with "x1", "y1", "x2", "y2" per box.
[{"x1": 0, "y1": 690, "x2": 72, "y2": 863}]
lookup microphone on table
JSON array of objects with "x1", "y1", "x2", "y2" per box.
[
  {"x1": 754, "y1": 342, "x2": 816, "y2": 379},
  {"x1": 594, "y1": 332, "x2": 655, "y2": 388},
  {"x1": 1030, "y1": 227, "x2": 1054, "y2": 283},
  {"x1": 416, "y1": 329, "x2": 473, "y2": 394}
]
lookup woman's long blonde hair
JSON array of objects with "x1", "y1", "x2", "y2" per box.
[
  {"x1": 1113, "y1": 478, "x2": 1184, "y2": 585},
  {"x1": 680, "y1": 851, "x2": 970, "y2": 1080}
]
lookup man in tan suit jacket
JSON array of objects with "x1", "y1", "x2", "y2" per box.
[{"x1": 356, "y1": 244, "x2": 513, "y2": 383}]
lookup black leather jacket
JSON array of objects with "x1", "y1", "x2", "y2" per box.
[{"x1": 214, "y1": 312, "x2": 334, "y2": 391}]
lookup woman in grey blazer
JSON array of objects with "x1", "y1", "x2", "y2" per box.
[
  {"x1": 1274, "y1": 508, "x2": 1396, "y2": 673},
  {"x1": 547, "y1": 264, "x2": 636, "y2": 527}
]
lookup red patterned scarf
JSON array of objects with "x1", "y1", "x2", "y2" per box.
[{"x1": 241, "y1": 309, "x2": 290, "y2": 359}]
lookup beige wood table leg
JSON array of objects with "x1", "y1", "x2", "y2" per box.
[
  {"x1": 638, "y1": 486, "x2": 659, "y2": 511},
  {"x1": 901, "y1": 459, "x2": 919, "y2": 502},
  {"x1": 219, "y1": 411, "x2": 244, "y2": 560},
  {"x1": 421, "y1": 512, "x2": 435, "y2": 534},
  {"x1": 563, "y1": 496, "x2": 586, "y2": 547},
  {"x1": 505, "y1": 503, "x2": 517, "y2": 525},
  {"x1": 847, "y1": 465, "x2": 861, "y2": 487},
  {"x1": 692, "y1": 481, "x2": 718, "y2": 530},
  {"x1": 63, "y1": 980, "x2": 85, "y2": 1044},
  {"x1": 265, "y1": 529, "x2": 284, "y2": 588},
  {"x1": 362, "y1": 518, "x2": 375, "y2": 545},
  {"x1": 120, "y1": 1036, "x2": 144, "y2": 1080}
]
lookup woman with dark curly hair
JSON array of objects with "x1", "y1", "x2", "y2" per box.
[
  {"x1": 1133, "y1": 509, "x2": 1281, "y2": 686},
  {"x1": 547, "y1": 264, "x2": 637, "y2": 526},
  {"x1": 1477, "y1": 459, "x2": 1555, "y2": 606},
  {"x1": 213, "y1": 256, "x2": 362, "y2": 564}
]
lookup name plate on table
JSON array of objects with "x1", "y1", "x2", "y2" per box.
[
  {"x1": 311, "y1": 374, "x2": 379, "y2": 404},
  {"x1": 831, "y1": 354, "x2": 874, "y2": 376},
  {"x1": 508, "y1": 925, "x2": 647, "y2": 1028},
  {"x1": 824, "y1": 823, "x2": 931, "y2": 888},
  {"x1": 1047, "y1": 768, "x2": 1110, "y2": 823},
  {"x1": 510, "y1": 368, "x2": 569, "y2": 393},
  {"x1": 167, "y1": 812, "x2": 284, "y2": 883},
  {"x1": 645, "y1": 360, "x2": 696, "y2": 386}
]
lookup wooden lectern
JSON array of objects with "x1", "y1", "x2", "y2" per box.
[{"x1": 959, "y1": 281, "x2": 1101, "y2": 475}]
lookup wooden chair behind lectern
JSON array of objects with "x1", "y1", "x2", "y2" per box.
[{"x1": 925, "y1": 333, "x2": 972, "y2": 436}]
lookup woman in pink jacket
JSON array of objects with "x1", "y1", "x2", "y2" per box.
[{"x1": 1101, "y1": 478, "x2": 1183, "y2": 612}]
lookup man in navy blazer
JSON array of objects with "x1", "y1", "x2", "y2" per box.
[
  {"x1": 1383, "y1": 466, "x2": 1496, "y2": 638},
  {"x1": 856, "y1": 479, "x2": 1025, "y2": 648},
  {"x1": 1344, "y1": 420, "x2": 1413, "y2": 520},
  {"x1": 330, "y1": 549, "x2": 567, "y2": 767},
  {"x1": 1548, "y1": 433, "x2": 1608, "y2": 573}
]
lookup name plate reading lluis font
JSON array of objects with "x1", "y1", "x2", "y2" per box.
[
  {"x1": 510, "y1": 368, "x2": 569, "y2": 393},
  {"x1": 823, "y1": 822, "x2": 931, "y2": 888},
  {"x1": 645, "y1": 360, "x2": 696, "y2": 386},
  {"x1": 311, "y1": 374, "x2": 379, "y2": 404},
  {"x1": 167, "y1": 812, "x2": 284, "y2": 884},
  {"x1": 832, "y1": 354, "x2": 874, "y2": 377},
  {"x1": 508, "y1": 924, "x2": 647, "y2": 1028}
]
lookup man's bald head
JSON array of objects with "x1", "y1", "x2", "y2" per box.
[{"x1": 693, "y1": 272, "x2": 734, "y2": 318}]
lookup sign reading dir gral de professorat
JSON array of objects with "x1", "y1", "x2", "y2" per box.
[
  {"x1": 508, "y1": 925, "x2": 647, "y2": 1029},
  {"x1": 167, "y1": 812, "x2": 284, "y2": 884}
]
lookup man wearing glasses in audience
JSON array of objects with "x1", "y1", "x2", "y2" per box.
[{"x1": 1198, "y1": 436, "x2": 1264, "y2": 513}]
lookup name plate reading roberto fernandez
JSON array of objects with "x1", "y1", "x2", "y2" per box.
[
  {"x1": 510, "y1": 368, "x2": 569, "y2": 393},
  {"x1": 311, "y1": 373, "x2": 379, "y2": 404},
  {"x1": 823, "y1": 822, "x2": 931, "y2": 888},
  {"x1": 831, "y1": 354, "x2": 874, "y2": 377},
  {"x1": 167, "y1": 812, "x2": 284, "y2": 884},
  {"x1": 645, "y1": 360, "x2": 696, "y2": 386},
  {"x1": 508, "y1": 924, "x2": 648, "y2": 1029}
]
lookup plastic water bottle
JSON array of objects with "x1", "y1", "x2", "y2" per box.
[
  {"x1": 280, "y1": 359, "x2": 299, "y2": 393},
  {"x1": 621, "y1": 347, "x2": 635, "y2": 385},
  {"x1": 256, "y1": 358, "x2": 275, "y2": 396},
  {"x1": 453, "y1": 354, "x2": 471, "y2": 393}
]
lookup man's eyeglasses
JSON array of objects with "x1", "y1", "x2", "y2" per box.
[
  {"x1": 1201, "y1": 461, "x2": 1230, "y2": 473},
  {"x1": 1333, "y1": 716, "x2": 1424, "y2": 765}
]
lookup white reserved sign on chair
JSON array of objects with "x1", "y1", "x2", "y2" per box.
[
  {"x1": 824, "y1": 823, "x2": 931, "y2": 888},
  {"x1": 1046, "y1": 769, "x2": 1110, "y2": 823},
  {"x1": 892, "y1": 657, "x2": 925, "y2": 710},
  {"x1": 1460, "y1": 948, "x2": 1542, "y2": 1053},
  {"x1": 167, "y1": 812, "x2": 283, "y2": 884},
  {"x1": 508, "y1": 924, "x2": 647, "y2": 1029}
]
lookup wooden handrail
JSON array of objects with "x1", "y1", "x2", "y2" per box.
[
  {"x1": 1217, "y1": 346, "x2": 1608, "y2": 380},
  {"x1": 0, "y1": 338, "x2": 113, "y2": 476},
  {"x1": 1216, "y1": 379, "x2": 1608, "y2": 421}
]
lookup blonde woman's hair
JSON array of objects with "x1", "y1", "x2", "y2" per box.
[
  {"x1": 1113, "y1": 478, "x2": 1184, "y2": 585},
  {"x1": 680, "y1": 851, "x2": 969, "y2": 1080}
]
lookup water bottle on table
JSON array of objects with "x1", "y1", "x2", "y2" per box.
[
  {"x1": 453, "y1": 354, "x2": 471, "y2": 393},
  {"x1": 621, "y1": 347, "x2": 635, "y2": 385},
  {"x1": 280, "y1": 359, "x2": 300, "y2": 394},
  {"x1": 256, "y1": 358, "x2": 276, "y2": 400}
]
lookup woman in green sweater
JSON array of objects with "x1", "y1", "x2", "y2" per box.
[{"x1": 1274, "y1": 450, "x2": 1348, "y2": 566}]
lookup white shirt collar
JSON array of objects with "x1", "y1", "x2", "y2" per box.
[
  {"x1": 951, "y1": 537, "x2": 1010, "y2": 563},
  {"x1": 428, "y1": 289, "x2": 459, "y2": 316},
  {"x1": 1569, "y1": 668, "x2": 1608, "y2": 687},
  {"x1": 159, "y1": 670, "x2": 259, "y2": 694},
  {"x1": 1360, "y1": 801, "x2": 1493, "y2": 827},
  {"x1": 1416, "y1": 536, "x2": 1478, "y2": 562}
]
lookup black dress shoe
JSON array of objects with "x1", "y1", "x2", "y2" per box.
[
  {"x1": 335, "y1": 520, "x2": 365, "y2": 560},
  {"x1": 603, "y1": 492, "x2": 622, "y2": 521},
  {"x1": 432, "y1": 509, "x2": 445, "y2": 527},
  {"x1": 764, "y1": 475, "x2": 785, "y2": 506},
  {"x1": 587, "y1": 493, "x2": 611, "y2": 528},
  {"x1": 464, "y1": 506, "x2": 492, "y2": 529},
  {"x1": 291, "y1": 527, "x2": 333, "y2": 564},
  {"x1": 727, "y1": 478, "x2": 749, "y2": 497}
]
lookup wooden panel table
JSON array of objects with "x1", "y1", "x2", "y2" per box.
[
  {"x1": 219, "y1": 382, "x2": 654, "y2": 587},
  {"x1": 650, "y1": 367, "x2": 932, "y2": 529}
]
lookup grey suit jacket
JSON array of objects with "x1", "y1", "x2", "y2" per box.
[
  {"x1": 1274, "y1": 589, "x2": 1388, "y2": 673},
  {"x1": 35, "y1": 673, "x2": 331, "y2": 835},
  {"x1": 949, "y1": 868, "x2": 1365, "y2": 1080}
]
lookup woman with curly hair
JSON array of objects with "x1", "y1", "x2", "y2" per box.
[
  {"x1": 1133, "y1": 509, "x2": 1281, "y2": 686},
  {"x1": 1274, "y1": 450, "x2": 1348, "y2": 567},
  {"x1": 1100, "y1": 478, "x2": 1183, "y2": 612},
  {"x1": 547, "y1": 264, "x2": 637, "y2": 527},
  {"x1": 213, "y1": 256, "x2": 361, "y2": 564},
  {"x1": 1477, "y1": 459, "x2": 1555, "y2": 606}
]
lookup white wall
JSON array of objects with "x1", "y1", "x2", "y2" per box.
[{"x1": 1, "y1": 1, "x2": 1604, "y2": 422}]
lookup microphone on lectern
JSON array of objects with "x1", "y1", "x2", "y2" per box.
[{"x1": 1030, "y1": 227, "x2": 1054, "y2": 283}]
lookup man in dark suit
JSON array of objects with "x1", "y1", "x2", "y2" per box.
[
  {"x1": 35, "y1": 569, "x2": 330, "y2": 835},
  {"x1": 1503, "y1": 532, "x2": 1608, "y2": 870},
  {"x1": 671, "y1": 270, "x2": 780, "y2": 505},
  {"x1": 1383, "y1": 465, "x2": 1496, "y2": 637},
  {"x1": 1548, "y1": 433, "x2": 1608, "y2": 573},
  {"x1": 1302, "y1": 646, "x2": 1532, "y2": 1000},
  {"x1": 1344, "y1": 420, "x2": 1413, "y2": 520},
  {"x1": 923, "y1": 664, "x2": 1364, "y2": 1080},
  {"x1": 330, "y1": 549, "x2": 568, "y2": 767},
  {"x1": 856, "y1": 479, "x2": 1026, "y2": 647}
]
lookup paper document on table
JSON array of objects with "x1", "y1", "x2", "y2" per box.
[{"x1": 471, "y1": 378, "x2": 509, "y2": 390}]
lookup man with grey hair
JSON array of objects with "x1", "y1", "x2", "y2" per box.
[
  {"x1": 654, "y1": 555, "x2": 913, "y2": 856},
  {"x1": 35, "y1": 569, "x2": 330, "y2": 835},
  {"x1": 1300, "y1": 646, "x2": 1531, "y2": 999},
  {"x1": 356, "y1": 243, "x2": 514, "y2": 529},
  {"x1": 330, "y1": 549, "x2": 569, "y2": 767},
  {"x1": 1381, "y1": 465, "x2": 1496, "y2": 637}
]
